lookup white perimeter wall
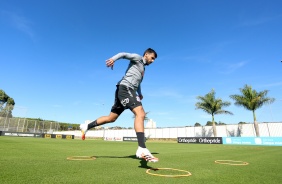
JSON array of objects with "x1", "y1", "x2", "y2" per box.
[{"x1": 55, "y1": 123, "x2": 282, "y2": 138}]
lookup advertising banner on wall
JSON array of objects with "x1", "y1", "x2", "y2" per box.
[
  {"x1": 177, "y1": 137, "x2": 223, "y2": 144},
  {"x1": 104, "y1": 137, "x2": 123, "y2": 141},
  {"x1": 0, "y1": 131, "x2": 74, "y2": 139},
  {"x1": 42, "y1": 134, "x2": 74, "y2": 139},
  {"x1": 0, "y1": 131, "x2": 42, "y2": 137},
  {"x1": 123, "y1": 137, "x2": 146, "y2": 142},
  {"x1": 223, "y1": 137, "x2": 282, "y2": 146}
]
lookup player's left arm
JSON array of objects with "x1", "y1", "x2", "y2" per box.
[{"x1": 137, "y1": 85, "x2": 143, "y2": 100}]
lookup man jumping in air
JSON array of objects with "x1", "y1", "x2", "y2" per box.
[{"x1": 80, "y1": 48, "x2": 159, "y2": 162}]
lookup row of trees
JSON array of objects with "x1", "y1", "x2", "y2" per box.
[
  {"x1": 195, "y1": 84, "x2": 275, "y2": 137},
  {"x1": 0, "y1": 89, "x2": 15, "y2": 118},
  {"x1": 194, "y1": 121, "x2": 248, "y2": 127}
]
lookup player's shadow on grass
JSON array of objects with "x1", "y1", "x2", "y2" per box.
[
  {"x1": 94, "y1": 152, "x2": 159, "y2": 170},
  {"x1": 138, "y1": 158, "x2": 157, "y2": 170}
]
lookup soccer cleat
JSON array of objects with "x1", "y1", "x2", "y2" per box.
[
  {"x1": 79, "y1": 123, "x2": 88, "y2": 140},
  {"x1": 136, "y1": 146, "x2": 159, "y2": 162}
]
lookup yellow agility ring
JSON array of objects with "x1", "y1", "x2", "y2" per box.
[
  {"x1": 146, "y1": 168, "x2": 192, "y2": 177},
  {"x1": 67, "y1": 156, "x2": 96, "y2": 161},
  {"x1": 215, "y1": 160, "x2": 249, "y2": 166}
]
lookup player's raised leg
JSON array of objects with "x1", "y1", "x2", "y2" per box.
[{"x1": 80, "y1": 112, "x2": 119, "y2": 140}]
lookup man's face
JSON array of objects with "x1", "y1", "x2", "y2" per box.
[{"x1": 144, "y1": 53, "x2": 156, "y2": 65}]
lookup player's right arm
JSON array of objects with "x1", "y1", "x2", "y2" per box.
[
  {"x1": 106, "y1": 58, "x2": 114, "y2": 69},
  {"x1": 106, "y1": 52, "x2": 142, "y2": 69}
]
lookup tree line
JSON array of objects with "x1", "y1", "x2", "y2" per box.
[{"x1": 0, "y1": 89, "x2": 15, "y2": 118}]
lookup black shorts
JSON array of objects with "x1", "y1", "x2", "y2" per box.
[{"x1": 111, "y1": 85, "x2": 142, "y2": 115}]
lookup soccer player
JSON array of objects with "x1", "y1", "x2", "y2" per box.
[{"x1": 80, "y1": 48, "x2": 159, "y2": 162}]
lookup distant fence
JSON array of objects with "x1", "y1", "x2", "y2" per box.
[
  {"x1": 0, "y1": 117, "x2": 60, "y2": 133},
  {"x1": 56, "y1": 122, "x2": 282, "y2": 139}
]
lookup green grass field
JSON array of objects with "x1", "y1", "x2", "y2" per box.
[{"x1": 1, "y1": 137, "x2": 282, "y2": 184}]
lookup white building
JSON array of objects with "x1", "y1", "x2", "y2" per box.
[{"x1": 145, "y1": 119, "x2": 156, "y2": 128}]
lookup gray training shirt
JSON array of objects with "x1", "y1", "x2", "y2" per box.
[{"x1": 111, "y1": 52, "x2": 146, "y2": 95}]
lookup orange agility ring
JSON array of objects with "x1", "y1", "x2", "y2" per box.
[
  {"x1": 146, "y1": 168, "x2": 192, "y2": 177},
  {"x1": 215, "y1": 160, "x2": 249, "y2": 166},
  {"x1": 67, "y1": 156, "x2": 96, "y2": 160}
]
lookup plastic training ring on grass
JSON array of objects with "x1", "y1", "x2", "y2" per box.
[
  {"x1": 67, "y1": 156, "x2": 96, "y2": 160},
  {"x1": 215, "y1": 160, "x2": 249, "y2": 166},
  {"x1": 146, "y1": 168, "x2": 192, "y2": 177}
]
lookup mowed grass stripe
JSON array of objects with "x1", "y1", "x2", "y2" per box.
[{"x1": 1, "y1": 137, "x2": 282, "y2": 184}]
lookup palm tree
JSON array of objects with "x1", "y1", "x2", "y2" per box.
[
  {"x1": 195, "y1": 89, "x2": 233, "y2": 137},
  {"x1": 230, "y1": 84, "x2": 275, "y2": 137}
]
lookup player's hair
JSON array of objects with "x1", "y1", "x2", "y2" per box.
[{"x1": 143, "y1": 48, "x2": 157, "y2": 58}]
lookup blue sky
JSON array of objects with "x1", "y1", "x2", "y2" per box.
[{"x1": 1, "y1": 0, "x2": 281, "y2": 128}]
